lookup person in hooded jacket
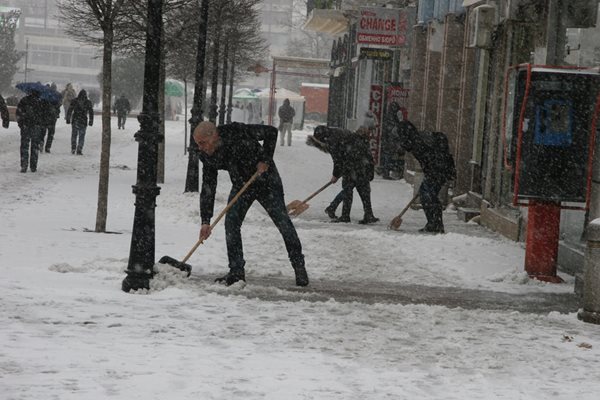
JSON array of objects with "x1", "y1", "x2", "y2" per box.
[
  {"x1": 66, "y1": 90, "x2": 94, "y2": 155},
  {"x1": 193, "y1": 121, "x2": 308, "y2": 287},
  {"x1": 16, "y1": 90, "x2": 46, "y2": 172},
  {"x1": 0, "y1": 94, "x2": 9, "y2": 129},
  {"x1": 308, "y1": 125, "x2": 379, "y2": 224},
  {"x1": 394, "y1": 118, "x2": 456, "y2": 233},
  {"x1": 277, "y1": 98, "x2": 295, "y2": 146}
]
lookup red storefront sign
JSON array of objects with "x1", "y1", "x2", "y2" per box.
[
  {"x1": 369, "y1": 85, "x2": 384, "y2": 165},
  {"x1": 385, "y1": 84, "x2": 409, "y2": 120},
  {"x1": 357, "y1": 7, "x2": 410, "y2": 47}
]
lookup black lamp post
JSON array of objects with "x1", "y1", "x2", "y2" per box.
[
  {"x1": 122, "y1": 0, "x2": 164, "y2": 292},
  {"x1": 184, "y1": 0, "x2": 210, "y2": 193}
]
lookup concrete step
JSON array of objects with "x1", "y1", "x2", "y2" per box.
[{"x1": 457, "y1": 207, "x2": 480, "y2": 222}]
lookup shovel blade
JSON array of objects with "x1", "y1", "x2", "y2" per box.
[
  {"x1": 388, "y1": 215, "x2": 403, "y2": 231},
  {"x1": 158, "y1": 255, "x2": 192, "y2": 277},
  {"x1": 289, "y1": 202, "x2": 310, "y2": 216},
  {"x1": 286, "y1": 200, "x2": 302, "y2": 212}
]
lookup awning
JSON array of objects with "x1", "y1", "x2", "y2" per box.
[
  {"x1": 462, "y1": 0, "x2": 486, "y2": 6},
  {"x1": 303, "y1": 9, "x2": 348, "y2": 35}
]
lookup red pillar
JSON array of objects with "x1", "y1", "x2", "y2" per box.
[{"x1": 524, "y1": 200, "x2": 563, "y2": 283}]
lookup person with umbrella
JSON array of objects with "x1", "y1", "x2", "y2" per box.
[
  {"x1": 39, "y1": 83, "x2": 62, "y2": 153},
  {"x1": 16, "y1": 89, "x2": 45, "y2": 172},
  {"x1": 66, "y1": 90, "x2": 94, "y2": 155}
]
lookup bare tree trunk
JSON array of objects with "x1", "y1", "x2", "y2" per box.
[
  {"x1": 226, "y1": 48, "x2": 235, "y2": 124},
  {"x1": 95, "y1": 28, "x2": 113, "y2": 232},
  {"x1": 157, "y1": 34, "x2": 166, "y2": 184},
  {"x1": 218, "y1": 39, "x2": 229, "y2": 125}
]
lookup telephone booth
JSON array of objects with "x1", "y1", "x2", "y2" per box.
[{"x1": 503, "y1": 64, "x2": 600, "y2": 282}]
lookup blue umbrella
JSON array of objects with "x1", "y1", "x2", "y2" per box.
[{"x1": 16, "y1": 82, "x2": 62, "y2": 104}]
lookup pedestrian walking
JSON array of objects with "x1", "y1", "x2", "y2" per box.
[
  {"x1": 308, "y1": 125, "x2": 379, "y2": 224},
  {"x1": 113, "y1": 94, "x2": 131, "y2": 129},
  {"x1": 66, "y1": 90, "x2": 94, "y2": 155},
  {"x1": 277, "y1": 98, "x2": 295, "y2": 146},
  {"x1": 0, "y1": 94, "x2": 9, "y2": 129},
  {"x1": 40, "y1": 83, "x2": 61, "y2": 153},
  {"x1": 395, "y1": 119, "x2": 456, "y2": 233},
  {"x1": 16, "y1": 90, "x2": 45, "y2": 172},
  {"x1": 193, "y1": 121, "x2": 309, "y2": 287},
  {"x1": 61, "y1": 83, "x2": 76, "y2": 116}
]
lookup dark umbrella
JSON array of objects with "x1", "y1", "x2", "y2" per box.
[{"x1": 16, "y1": 82, "x2": 62, "y2": 104}]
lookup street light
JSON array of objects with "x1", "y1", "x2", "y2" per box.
[{"x1": 122, "y1": 0, "x2": 164, "y2": 292}]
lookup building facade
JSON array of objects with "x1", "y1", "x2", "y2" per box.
[
  {"x1": 306, "y1": 0, "x2": 600, "y2": 288},
  {"x1": 5, "y1": 0, "x2": 101, "y2": 88}
]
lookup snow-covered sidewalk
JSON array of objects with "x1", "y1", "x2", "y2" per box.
[{"x1": 1, "y1": 119, "x2": 599, "y2": 399}]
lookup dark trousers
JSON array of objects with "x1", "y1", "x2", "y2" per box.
[
  {"x1": 41, "y1": 122, "x2": 57, "y2": 151},
  {"x1": 340, "y1": 174, "x2": 374, "y2": 218},
  {"x1": 117, "y1": 114, "x2": 126, "y2": 128},
  {"x1": 224, "y1": 171, "x2": 304, "y2": 273},
  {"x1": 419, "y1": 176, "x2": 444, "y2": 230},
  {"x1": 71, "y1": 123, "x2": 87, "y2": 153},
  {"x1": 20, "y1": 126, "x2": 41, "y2": 171}
]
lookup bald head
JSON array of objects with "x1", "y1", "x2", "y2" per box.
[{"x1": 193, "y1": 121, "x2": 220, "y2": 155}]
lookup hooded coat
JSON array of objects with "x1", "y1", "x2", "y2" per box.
[
  {"x1": 310, "y1": 126, "x2": 374, "y2": 181},
  {"x1": 395, "y1": 120, "x2": 456, "y2": 184},
  {"x1": 66, "y1": 90, "x2": 94, "y2": 127}
]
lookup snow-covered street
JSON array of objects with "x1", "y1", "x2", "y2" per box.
[{"x1": 1, "y1": 119, "x2": 599, "y2": 399}]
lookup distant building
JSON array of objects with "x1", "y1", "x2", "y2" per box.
[
  {"x1": 5, "y1": 0, "x2": 101, "y2": 87},
  {"x1": 257, "y1": 0, "x2": 294, "y2": 57}
]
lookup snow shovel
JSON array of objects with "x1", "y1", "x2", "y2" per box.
[
  {"x1": 159, "y1": 171, "x2": 261, "y2": 275},
  {"x1": 287, "y1": 181, "x2": 333, "y2": 216},
  {"x1": 388, "y1": 193, "x2": 420, "y2": 231}
]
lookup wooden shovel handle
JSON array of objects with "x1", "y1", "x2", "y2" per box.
[
  {"x1": 181, "y1": 171, "x2": 261, "y2": 263},
  {"x1": 395, "y1": 193, "x2": 420, "y2": 219},
  {"x1": 300, "y1": 181, "x2": 333, "y2": 205}
]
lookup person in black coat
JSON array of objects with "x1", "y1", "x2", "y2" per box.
[
  {"x1": 16, "y1": 90, "x2": 46, "y2": 172},
  {"x1": 395, "y1": 119, "x2": 456, "y2": 233},
  {"x1": 193, "y1": 121, "x2": 308, "y2": 287},
  {"x1": 309, "y1": 125, "x2": 379, "y2": 224},
  {"x1": 0, "y1": 94, "x2": 10, "y2": 129},
  {"x1": 39, "y1": 84, "x2": 61, "y2": 153},
  {"x1": 113, "y1": 94, "x2": 131, "y2": 129},
  {"x1": 277, "y1": 98, "x2": 295, "y2": 146},
  {"x1": 66, "y1": 90, "x2": 94, "y2": 155}
]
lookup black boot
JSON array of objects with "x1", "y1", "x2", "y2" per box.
[
  {"x1": 293, "y1": 265, "x2": 309, "y2": 287},
  {"x1": 358, "y1": 214, "x2": 379, "y2": 224},
  {"x1": 332, "y1": 215, "x2": 350, "y2": 223},
  {"x1": 324, "y1": 205, "x2": 337, "y2": 219},
  {"x1": 215, "y1": 269, "x2": 245, "y2": 286}
]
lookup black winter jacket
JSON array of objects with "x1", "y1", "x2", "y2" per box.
[
  {"x1": 114, "y1": 97, "x2": 131, "y2": 115},
  {"x1": 199, "y1": 122, "x2": 278, "y2": 224},
  {"x1": 395, "y1": 120, "x2": 456, "y2": 184},
  {"x1": 311, "y1": 126, "x2": 374, "y2": 181},
  {"x1": 66, "y1": 91, "x2": 94, "y2": 127},
  {"x1": 16, "y1": 93, "x2": 45, "y2": 128}
]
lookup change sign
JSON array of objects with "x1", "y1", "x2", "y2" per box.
[{"x1": 357, "y1": 7, "x2": 410, "y2": 46}]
